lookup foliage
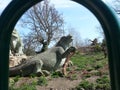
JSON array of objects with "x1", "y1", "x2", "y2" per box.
[
  {"x1": 75, "y1": 75, "x2": 110, "y2": 90},
  {"x1": 10, "y1": 84, "x2": 36, "y2": 90},
  {"x1": 20, "y1": 84, "x2": 36, "y2": 90},
  {"x1": 94, "y1": 44, "x2": 102, "y2": 52},
  {"x1": 96, "y1": 76, "x2": 110, "y2": 84},
  {"x1": 70, "y1": 74, "x2": 78, "y2": 80},
  {"x1": 29, "y1": 73, "x2": 37, "y2": 78},
  {"x1": 13, "y1": 75, "x2": 20, "y2": 82},
  {"x1": 9, "y1": 76, "x2": 20, "y2": 89},
  {"x1": 71, "y1": 53, "x2": 96, "y2": 70},
  {"x1": 71, "y1": 52, "x2": 110, "y2": 89},
  {"x1": 37, "y1": 76, "x2": 48, "y2": 86},
  {"x1": 95, "y1": 76, "x2": 111, "y2": 89},
  {"x1": 75, "y1": 80, "x2": 94, "y2": 90},
  {"x1": 93, "y1": 63, "x2": 103, "y2": 70},
  {"x1": 51, "y1": 71, "x2": 63, "y2": 78},
  {"x1": 9, "y1": 79, "x2": 15, "y2": 90}
]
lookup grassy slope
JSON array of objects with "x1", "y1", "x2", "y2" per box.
[
  {"x1": 71, "y1": 52, "x2": 110, "y2": 89},
  {"x1": 71, "y1": 52, "x2": 108, "y2": 72}
]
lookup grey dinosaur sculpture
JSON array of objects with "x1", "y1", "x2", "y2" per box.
[{"x1": 9, "y1": 35, "x2": 76, "y2": 76}]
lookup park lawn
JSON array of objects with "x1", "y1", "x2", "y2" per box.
[{"x1": 71, "y1": 52, "x2": 108, "y2": 71}]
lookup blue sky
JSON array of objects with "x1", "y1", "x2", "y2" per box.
[{"x1": 0, "y1": 0, "x2": 118, "y2": 44}]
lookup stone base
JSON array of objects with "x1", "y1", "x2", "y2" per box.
[{"x1": 9, "y1": 55, "x2": 27, "y2": 67}]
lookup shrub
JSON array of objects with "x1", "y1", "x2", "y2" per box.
[
  {"x1": 70, "y1": 74, "x2": 77, "y2": 80},
  {"x1": 29, "y1": 73, "x2": 37, "y2": 78},
  {"x1": 37, "y1": 76, "x2": 48, "y2": 86},
  {"x1": 75, "y1": 80, "x2": 94, "y2": 90},
  {"x1": 9, "y1": 84, "x2": 36, "y2": 90},
  {"x1": 95, "y1": 83, "x2": 111, "y2": 90},
  {"x1": 92, "y1": 71, "x2": 102, "y2": 76},
  {"x1": 95, "y1": 76, "x2": 111, "y2": 89},
  {"x1": 13, "y1": 75, "x2": 20, "y2": 82},
  {"x1": 93, "y1": 64, "x2": 103, "y2": 70},
  {"x1": 51, "y1": 71, "x2": 63, "y2": 78},
  {"x1": 83, "y1": 74, "x2": 91, "y2": 79},
  {"x1": 96, "y1": 76, "x2": 110, "y2": 84},
  {"x1": 20, "y1": 84, "x2": 36, "y2": 90}
]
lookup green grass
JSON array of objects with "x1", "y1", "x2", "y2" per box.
[
  {"x1": 37, "y1": 76, "x2": 48, "y2": 86},
  {"x1": 71, "y1": 52, "x2": 106, "y2": 71},
  {"x1": 51, "y1": 71, "x2": 63, "y2": 78},
  {"x1": 72, "y1": 52, "x2": 110, "y2": 90},
  {"x1": 9, "y1": 83, "x2": 37, "y2": 90},
  {"x1": 75, "y1": 80, "x2": 94, "y2": 90},
  {"x1": 9, "y1": 52, "x2": 110, "y2": 89}
]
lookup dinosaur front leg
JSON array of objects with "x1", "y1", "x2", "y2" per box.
[
  {"x1": 62, "y1": 52, "x2": 75, "y2": 76},
  {"x1": 33, "y1": 60, "x2": 50, "y2": 76},
  {"x1": 61, "y1": 47, "x2": 76, "y2": 76},
  {"x1": 32, "y1": 60, "x2": 44, "y2": 76}
]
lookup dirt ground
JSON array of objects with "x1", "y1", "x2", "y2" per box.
[
  {"x1": 10, "y1": 65, "x2": 109, "y2": 90},
  {"x1": 36, "y1": 77, "x2": 81, "y2": 90},
  {"x1": 10, "y1": 66, "x2": 83, "y2": 90}
]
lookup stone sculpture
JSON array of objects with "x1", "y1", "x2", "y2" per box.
[{"x1": 9, "y1": 35, "x2": 76, "y2": 76}]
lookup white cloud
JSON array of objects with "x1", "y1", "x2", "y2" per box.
[
  {"x1": 0, "y1": 0, "x2": 82, "y2": 13},
  {"x1": 0, "y1": 0, "x2": 113, "y2": 14},
  {"x1": 50, "y1": 0, "x2": 81, "y2": 9},
  {"x1": 50, "y1": 0, "x2": 114, "y2": 9}
]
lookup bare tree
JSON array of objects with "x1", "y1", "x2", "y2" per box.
[
  {"x1": 96, "y1": 25, "x2": 105, "y2": 39},
  {"x1": 67, "y1": 27, "x2": 83, "y2": 48},
  {"x1": 112, "y1": 0, "x2": 120, "y2": 14},
  {"x1": 21, "y1": 0, "x2": 64, "y2": 54}
]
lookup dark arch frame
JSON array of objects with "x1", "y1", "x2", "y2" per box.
[{"x1": 0, "y1": 0, "x2": 120, "y2": 90}]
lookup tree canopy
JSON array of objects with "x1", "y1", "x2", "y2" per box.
[{"x1": 21, "y1": 0, "x2": 65, "y2": 55}]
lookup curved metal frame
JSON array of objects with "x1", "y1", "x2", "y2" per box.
[{"x1": 0, "y1": 0, "x2": 120, "y2": 90}]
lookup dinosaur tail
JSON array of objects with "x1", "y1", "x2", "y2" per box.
[
  {"x1": 9, "y1": 60, "x2": 37, "y2": 77},
  {"x1": 9, "y1": 64, "x2": 23, "y2": 77}
]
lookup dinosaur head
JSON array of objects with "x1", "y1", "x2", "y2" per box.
[
  {"x1": 61, "y1": 35, "x2": 73, "y2": 45},
  {"x1": 56, "y1": 35, "x2": 73, "y2": 50}
]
